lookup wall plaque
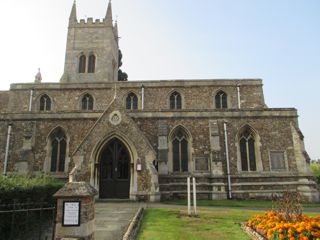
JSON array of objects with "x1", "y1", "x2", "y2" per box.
[
  {"x1": 109, "y1": 111, "x2": 122, "y2": 125},
  {"x1": 62, "y1": 201, "x2": 81, "y2": 226}
]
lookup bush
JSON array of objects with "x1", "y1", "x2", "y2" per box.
[
  {"x1": 0, "y1": 175, "x2": 64, "y2": 204},
  {"x1": 311, "y1": 162, "x2": 320, "y2": 184}
]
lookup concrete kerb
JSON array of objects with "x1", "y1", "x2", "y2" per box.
[{"x1": 122, "y1": 207, "x2": 145, "y2": 240}]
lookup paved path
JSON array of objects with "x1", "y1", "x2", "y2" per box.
[{"x1": 95, "y1": 202, "x2": 146, "y2": 240}]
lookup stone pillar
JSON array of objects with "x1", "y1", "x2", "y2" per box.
[
  {"x1": 157, "y1": 121, "x2": 169, "y2": 175},
  {"x1": 15, "y1": 121, "x2": 36, "y2": 174},
  {"x1": 209, "y1": 120, "x2": 223, "y2": 175},
  {"x1": 209, "y1": 120, "x2": 226, "y2": 200},
  {"x1": 53, "y1": 182, "x2": 98, "y2": 240}
]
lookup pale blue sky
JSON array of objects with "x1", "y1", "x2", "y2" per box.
[{"x1": 0, "y1": 0, "x2": 319, "y2": 159}]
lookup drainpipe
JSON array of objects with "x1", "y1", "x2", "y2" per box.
[
  {"x1": 141, "y1": 84, "x2": 145, "y2": 110},
  {"x1": 237, "y1": 84, "x2": 241, "y2": 109},
  {"x1": 3, "y1": 124, "x2": 12, "y2": 176},
  {"x1": 223, "y1": 122, "x2": 232, "y2": 199},
  {"x1": 28, "y1": 89, "x2": 34, "y2": 111}
]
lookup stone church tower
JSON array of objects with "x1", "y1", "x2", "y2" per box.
[{"x1": 60, "y1": 1, "x2": 119, "y2": 83}]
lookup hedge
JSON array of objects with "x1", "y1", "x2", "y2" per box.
[{"x1": 0, "y1": 175, "x2": 64, "y2": 205}]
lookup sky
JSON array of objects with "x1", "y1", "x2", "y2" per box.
[{"x1": 0, "y1": 0, "x2": 319, "y2": 159}]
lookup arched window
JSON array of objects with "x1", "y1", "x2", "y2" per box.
[
  {"x1": 79, "y1": 54, "x2": 86, "y2": 73},
  {"x1": 50, "y1": 128, "x2": 66, "y2": 172},
  {"x1": 170, "y1": 91, "x2": 182, "y2": 109},
  {"x1": 40, "y1": 94, "x2": 51, "y2": 111},
  {"x1": 81, "y1": 93, "x2": 94, "y2": 110},
  {"x1": 239, "y1": 127, "x2": 256, "y2": 171},
  {"x1": 88, "y1": 54, "x2": 96, "y2": 73},
  {"x1": 126, "y1": 93, "x2": 138, "y2": 110},
  {"x1": 171, "y1": 127, "x2": 189, "y2": 172},
  {"x1": 215, "y1": 91, "x2": 227, "y2": 109}
]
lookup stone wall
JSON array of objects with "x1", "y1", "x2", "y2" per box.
[
  {"x1": 0, "y1": 91, "x2": 9, "y2": 113},
  {"x1": 0, "y1": 79, "x2": 316, "y2": 201},
  {"x1": 6, "y1": 79, "x2": 265, "y2": 113}
]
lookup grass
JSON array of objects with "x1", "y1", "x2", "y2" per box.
[
  {"x1": 162, "y1": 199, "x2": 320, "y2": 208},
  {"x1": 137, "y1": 207, "x2": 320, "y2": 240},
  {"x1": 137, "y1": 208, "x2": 261, "y2": 240}
]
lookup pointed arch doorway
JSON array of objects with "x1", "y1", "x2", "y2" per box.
[{"x1": 99, "y1": 138, "x2": 131, "y2": 199}]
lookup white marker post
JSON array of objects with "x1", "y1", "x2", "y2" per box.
[
  {"x1": 193, "y1": 177, "x2": 197, "y2": 215},
  {"x1": 187, "y1": 177, "x2": 191, "y2": 216}
]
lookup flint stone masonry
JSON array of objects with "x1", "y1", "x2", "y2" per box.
[{"x1": 0, "y1": 1, "x2": 318, "y2": 203}]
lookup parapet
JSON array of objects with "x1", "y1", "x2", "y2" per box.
[{"x1": 73, "y1": 18, "x2": 109, "y2": 27}]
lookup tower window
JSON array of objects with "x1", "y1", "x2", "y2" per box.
[
  {"x1": 170, "y1": 91, "x2": 182, "y2": 109},
  {"x1": 215, "y1": 91, "x2": 227, "y2": 109},
  {"x1": 81, "y1": 93, "x2": 94, "y2": 110},
  {"x1": 126, "y1": 93, "x2": 138, "y2": 110},
  {"x1": 50, "y1": 128, "x2": 66, "y2": 172},
  {"x1": 79, "y1": 54, "x2": 86, "y2": 73},
  {"x1": 88, "y1": 54, "x2": 96, "y2": 73},
  {"x1": 40, "y1": 94, "x2": 51, "y2": 111},
  {"x1": 239, "y1": 127, "x2": 256, "y2": 171}
]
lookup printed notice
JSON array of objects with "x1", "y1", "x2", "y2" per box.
[{"x1": 63, "y1": 201, "x2": 80, "y2": 226}]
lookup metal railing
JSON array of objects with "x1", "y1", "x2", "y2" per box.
[{"x1": 0, "y1": 201, "x2": 56, "y2": 240}]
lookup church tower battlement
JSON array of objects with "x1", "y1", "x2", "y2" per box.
[{"x1": 60, "y1": 1, "x2": 119, "y2": 83}]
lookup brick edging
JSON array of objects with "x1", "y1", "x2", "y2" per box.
[
  {"x1": 122, "y1": 207, "x2": 145, "y2": 240},
  {"x1": 241, "y1": 223, "x2": 266, "y2": 240}
]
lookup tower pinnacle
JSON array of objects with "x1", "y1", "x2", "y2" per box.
[
  {"x1": 69, "y1": 0, "x2": 77, "y2": 24},
  {"x1": 105, "y1": 0, "x2": 113, "y2": 25},
  {"x1": 114, "y1": 20, "x2": 119, "y2": 44}
]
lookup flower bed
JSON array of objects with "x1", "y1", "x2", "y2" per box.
[{"x1": 246, "y1": 209, "x2": 320, "y2": 240}]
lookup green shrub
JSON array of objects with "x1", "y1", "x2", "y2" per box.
[
  {"x1": 310, "y1": 162, "x2": 320, "y2": 184},
  {"x1": 0, "y1": 175, "x2": 64, "y2": 204}
]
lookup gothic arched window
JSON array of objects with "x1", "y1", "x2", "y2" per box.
[
  {"x1": 215, "y1": 91, "x2": 228, "y2": 109},
  {"x1": 81, "y1": 93, "x2": 94, "y2": 110},
  {"x1": 239, "y1": 127, "x2": 256, "y2": 171},
  {"x1": 126, "y1": 93, "x2": 138, "y2": 110},
  {"x1": 79, "y1": 54, "x2": 86, "y2": 73},
  {"x1": 171, "y1": 127, "x2": 189, "y2": 172},
  {"x1": 40, "y1": 94, "x2": 51, "y2": 111},
  {"x1": 50, "y1": 128, "x2": 66, "y2": 172},
  {"x1": 170, "y1": 91, "x2": 182, "y2": 109},
  {"x1": 88, "y1": 54, "x2": 96, "y2": 73}
]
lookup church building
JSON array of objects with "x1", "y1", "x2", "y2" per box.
[{"x1": 0, "y1": 1, "x2": 318, "y2": 202}]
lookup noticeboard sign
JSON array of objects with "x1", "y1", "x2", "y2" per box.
[{"x1": 62, "y1": 201, "x2": 81, "y2": 226}]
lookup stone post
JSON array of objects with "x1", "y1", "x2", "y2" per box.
[
  {"x1": 157, "y1": 121, "x2": 169, "y2": 175},
  {"x1": 53, "y1": 182, "x2": 98, "y2": 240}
]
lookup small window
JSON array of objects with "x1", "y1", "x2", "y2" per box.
[
  {"x1": 270, "y1": 151, "x2": 286, "y2": 170},
  {"x1": 40, "y1": 94, "x2": 51, "y2": 111},
  {"x1": 79, "y1": 54, "x2": 86, "y2": 73},
  {"x1": 170, "y1": 91, "x2": 182, "y2": 109},
  {"x1": 126, "y1": 93, "x2": 138, "y2": 110},
  {"x1": 81, "y1": 94, "x2": 94, "y2": 110},
  {"x1": 215, "y1": 91, "x2": 227, "y2": 109},
  {"x1": 88, "y1": 54, "x2": 96, "y2": 73}
]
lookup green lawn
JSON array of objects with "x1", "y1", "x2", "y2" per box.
[
  {"x1": 137, "y1": 208, "x2": 261, "y2": 240},
  {"x1": 162, "y1": 199, "x2": 320, "y2": 208}
]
